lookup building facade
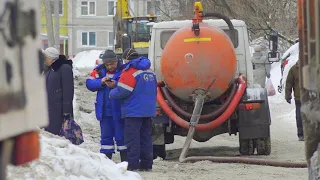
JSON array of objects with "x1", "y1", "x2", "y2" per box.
[
  {"x1": 40, "y1": 0, "x2": 69, "y2": 55},
  {"x1": 68, "y1": 0, "x2": 166, "y2": 56},
  {"x1": 131, "y1": 0, "x2": 161, "y2": 17},
  {"x1": 68, "y1": 0, "x2": 119, "y2": 56},
  {"x1": 41, "y1": 0, "x2": 163, "y2": 56}
]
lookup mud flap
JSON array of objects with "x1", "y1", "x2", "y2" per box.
[
  {"x1": 151, "y1": 116, "x2": 173, "y2": 160},
  {"x1": 151, "y1": 115, "x2": 174, "y2": 145},
  {"x1": 238, "y1": 88, "x2": 271, "y2": 140}
]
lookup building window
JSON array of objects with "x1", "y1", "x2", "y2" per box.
[
  {"x1": 154, "y1": 1, "x2": 160, "y2": 15},
  {"x1": 82, "y1": 32, "x2": 96, "y2": 46},
  {"x1": 146, "y1": 1, "x2": 160, "y2": 15},
  {"x1": 81, "y1": 1, "x2": 96, "y2": 16},
  {"x1": 50, "y1": 0, "x2": 63, "y2": 15},
  {"x1": 109, "y1": 32, "x2": 114, "y2": 47},
  {"x1": 146, "y1": 1, "x2": 152, "y2": 15},
  {"x1": 108, "y1": 0, "x2": 116, "y2": 16}
]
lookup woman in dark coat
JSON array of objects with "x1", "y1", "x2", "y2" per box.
[{"x1": 43, "y1": 47, "x2": 74, "y2": 135}]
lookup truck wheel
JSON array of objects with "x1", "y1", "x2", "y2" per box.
[
  {"x1": 0, "y1": 139, "x2": 14, "y2": 180},
  {"x1": 256, "y1": 137, "x2": 271, "y2": 155},
  {"x1": 239, "y1": 139, "x2": 255, "y2": 155}
]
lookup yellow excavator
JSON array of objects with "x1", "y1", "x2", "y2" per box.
[{"x1": 113, "y1": 0, "x2": 157, "y2": 57}]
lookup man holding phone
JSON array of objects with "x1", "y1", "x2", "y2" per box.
[{"x1": 86, "y1": 50, "x2": 127, "y2": 161}]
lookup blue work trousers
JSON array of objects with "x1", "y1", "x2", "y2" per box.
[
  {"x1": 125, "y1": 117, "x2": 153, "y2": 170},
  {"x1": 100, "y1": 116, "x2": 126, "y2": 153}
]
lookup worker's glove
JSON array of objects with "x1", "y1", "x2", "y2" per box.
[{"x1": 286, "y1": 99, "x2": 291, "y2": 104}]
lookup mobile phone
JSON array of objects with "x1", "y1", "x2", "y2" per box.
[{"x1": 106, "y1": 79, "x2": 112, "y2": 82}]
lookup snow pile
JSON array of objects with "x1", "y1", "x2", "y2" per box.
[
  {"x1": 73, "y1": 68, "x2": 82, "y2": 76},
  {"x1": 72, "y1": 50, "x2": 103, "y2": 69},
  {"x1": 8, "y1": 131, "x2": 142, "y2": 180},
  {"x1": 270, "y1": 42, "x2": 299, "y2": 93},
  {"x1": 269, "y1": 62, "x2": 282, "y2": 93}
]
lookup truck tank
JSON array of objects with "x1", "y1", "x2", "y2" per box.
[{"x1": 161, "y1": 22, "x2": 237, "y2": 102}]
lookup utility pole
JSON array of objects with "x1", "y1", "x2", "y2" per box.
[
  {"x1": 44, "y1": 0, "x2": 55, "y2": 47},
  {"x1": 53, "y1": 0, "x2": 60, "y2": 50}
]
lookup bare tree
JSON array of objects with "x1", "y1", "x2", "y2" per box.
[
  {"x1": 54, "y1": 0, "x2": 60, "y2": 49},
  {"x1": 44, "y1": 0, "x2": 55, "y2": 47},
  {"x1": 156, "y1": 0, "x2": 297, "y2": 45}
]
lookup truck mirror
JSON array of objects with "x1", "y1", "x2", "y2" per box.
[
  {"x1": 268, "y1": 51, "x2": 280, "y2": 62},
  {"x1": 267, "y1": 30, "x2": 280, "y2": 63},
  {"x1": 269, "y1": 30, "x2": 279, "y2": 52}
]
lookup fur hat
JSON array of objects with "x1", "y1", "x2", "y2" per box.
[{"x1": 42, "y1": 47, "x2": 60, "y2": 60}]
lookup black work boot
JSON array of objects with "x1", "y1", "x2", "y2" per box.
[
  {"x1": 298, "y1": 136, "x2": 304, "y2": 141},
  {"x1": 153, "y1": 145, "x2": 166, "y2": 160},
  {"x1": 120, "y1": 151, "x2": 127, "y2": 162},
  {"x1": 105, "y1": 153, "x2": 113, "y2": 159}
]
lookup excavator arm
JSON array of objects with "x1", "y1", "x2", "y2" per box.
[{"x1": 114, "y1": 0, "x2": 130, "y2": 50}]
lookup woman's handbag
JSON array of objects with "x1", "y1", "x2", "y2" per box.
[{"x1": 60, "y1": 118, "x2": 84, "y2": 145}]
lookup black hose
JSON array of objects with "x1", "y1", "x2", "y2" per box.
[
  {"x1": 202, "y1": 12, "x2": 235, "y2": 30},
  {"x1": 161, "y1": 83, "x2": 237, "y2": 121},
  {"x1": 181, "y1": 156, "x2": 307, "y2": 168}
]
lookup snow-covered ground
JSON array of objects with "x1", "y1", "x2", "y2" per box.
[
  {"x1": 72, "y1": 50, "x2": 103, "y2": 69},
  {"x1": 8, "y1": 44, "x2": 307, "y2": 179}
]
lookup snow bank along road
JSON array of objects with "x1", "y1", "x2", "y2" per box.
[{"x1": 73, "y1": 69, "x2": 308, "y2": 180}]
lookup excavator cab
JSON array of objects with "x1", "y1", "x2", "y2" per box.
[
  {"x1": 117, "y1": 16, "x2": 157, "y2": 57},
  {"x1": 123, "y1": 17, "x2": 156, "y2": 42},
  {"x1": 113, "y1": 0, "x2": 157, "y2": 57}
]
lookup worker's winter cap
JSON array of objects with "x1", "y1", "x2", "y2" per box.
[
  {"x1": 122, "y1": 48, "x2": 139, "y2": 60},
  {"x1": 42, "y1": 47, "x2": 60, "y2": 60},
  {"x1": 101, "y1": 49, "x2": 118, "y2": 63}
]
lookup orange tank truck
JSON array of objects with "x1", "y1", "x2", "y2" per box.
[
  {"x1": 161, "y1": 22, "x2": 237, "y2": 102},
  {"x1": 149, "y1": 1, "x2": 307, "y2": 168}
]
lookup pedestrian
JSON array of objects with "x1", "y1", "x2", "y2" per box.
[
  {"x1": 86, "y1": 49, "x2": 127, "y2": 161},
  {"x1": 285, "y1": 61, "x2": 304, "y2": 141},
  {"x1": 109, "y1": 48, "x2": 157, "y2": 171},
  {"x1": 43, "y1": 47, "x2": 74, "y2": 136}
]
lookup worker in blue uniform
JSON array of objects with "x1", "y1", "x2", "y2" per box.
[
  {"x1": 110, "y1": 48, "x2": 157, "y2": 171},
  {"x1": 86, "y1": 50, "x2": 127, "y2": 161}
]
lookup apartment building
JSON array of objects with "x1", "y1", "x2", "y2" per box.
[
  {"x1": 65, "y1": 0, "x2": 164, "y2": 56},
  {"x1": 67, "y1": 0, "x2": 115, "y2": 56},
  {"x1": 131, "y1": 0, "x2": 161, "y2": 17},
  {"x1": 40, "y1": 0, "x2": 169, "y2": 56}
]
